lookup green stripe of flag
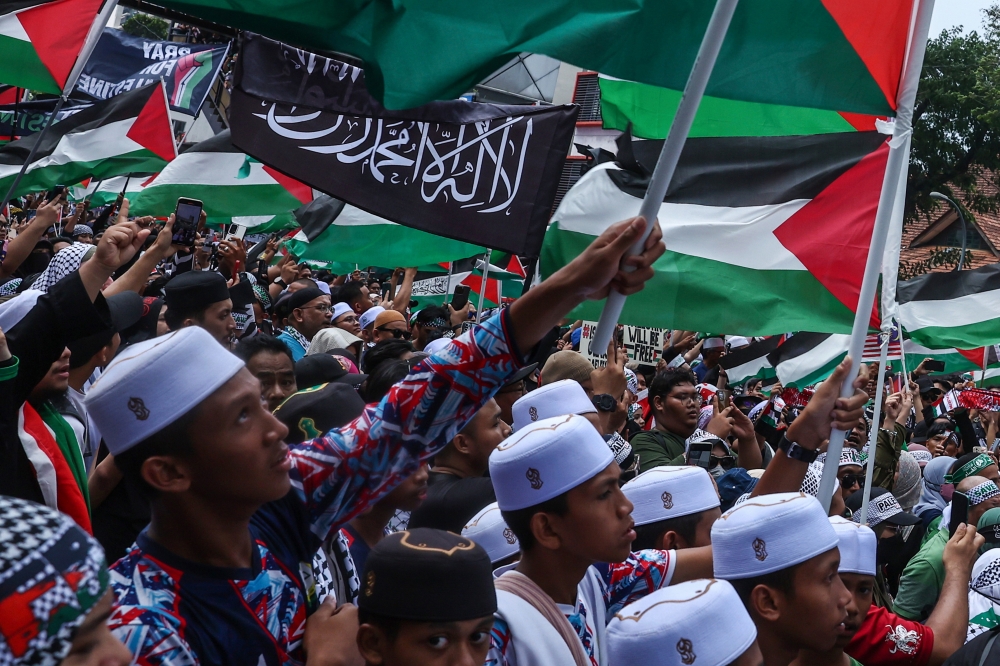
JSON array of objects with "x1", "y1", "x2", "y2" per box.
[
  {"x1": 0, "y1": 33, "x2": 59, "y2": 94},
  {"x1": 599, "y1": 77, "x2": 872, "y2": 140}
]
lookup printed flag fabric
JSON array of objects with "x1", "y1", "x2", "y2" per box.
[
  {"x1": 897, "y1": 262, "x2": 1000, "y2": 350},
  {"x1": 0, "y1": 0, "x2": 104, "y2": 94},
  {"x1": 284, "y1": 195, "x2": 484, "y2": 270},
  {"x1": 598, "y1": 75, "x2": 887, "y2": 140},
  {"x1": 76, "y1": 28, "x2": 229, "y2": 116},
  {"x1": 768, "y1": 332, "x2": 903, "y2": 389},
  {"x1": 130, "y1": 129, "x2": 312, "y2": 227},
  {"x1": 0, "y1": 81, "x2": 175, "y2": 199},
  {"x1": 228, "y1": 32, "x2": 577, "y2": 257},
  {"x1": 0, "y1": 97, "x2": 90, "y2": 144},
  {"x1": 150, "y1": 0, "x2": 914, "y2": 114},
  {"x1": 542, "y1": 131, "x2": 890, "y2": 335},
  {"x1": 718, "y1": 337, "x2": 779, "y2": 388},
  {"x1": 409, "y1": 253, "x2": 524, "y2": 309},
  {"x1": 85, "y1": 174, "x2": 153, "y2": 207},
  {"x1": 902, "y1": 340, "x2": 995, "y2": 376}
]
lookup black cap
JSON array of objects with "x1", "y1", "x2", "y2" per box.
[
  {"x1": 910, "y1": 421, "x2": 929, "y2": 444},
  {"x1": 163, "y1": 271, "x2": 230, "y2": 313},
  {"x1": 273, "y1": 382, "x2": 365, "y2": 443},
  {"x1": 504, "y1": 362, "x2": 538, "y2": 388},
  {"x1": 285, "y1": 287, "x2": 325, "y2": 311},
  {"x1": 358, "y1": 528, "x2": 497, "y2": 622},
  {"x1": 916, "y1": 376, "x2": 937, "y2": 394},
  {"x1": 293, "y1": 354, "x2": 366, "y2": 390},
  {"x1": 68, "y1": 292, "x2": 145, "y2": 369}
]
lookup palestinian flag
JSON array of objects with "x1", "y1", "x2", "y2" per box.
[
  {"x1": 131, "y1": 129, "x2": 312, "y2": 227},
  {"x1": 86, "y1": 173, "x2": 153, "y2": 207},
  {"x1": 0, "y1": 81, "x2": 175, "y2": 199},
  {"x1": 902, "y1": 340, "x2": 985, "y2": 375},
  {"x1": 958, "y1": 346, "x2": 1000, "y2": 370},
  {"x1": 973, "y1": 369, "x2": 1000, "y2": 388},
  {"x1": 719, "y1": 337, "x2": 780, "y2": 388},
  {"x1": 599, "y1": 75, "x2": 887, "y2": 141},
  {"x1": 542, "y1": 131, "x2": 890, "y2": 335},
  {"x1": 768, "y1": 332, "x2": 904, "y2": 388},
  {"x1": 897, "y1": 262, "x2": 1000, "y2": 350},
  {"x1": 0, "y1": 0, "x2": 104, "y2": 94},
  {"x1": 410, "y1": 253, "x2": 525, "y2": 310},
  {"x1": 155, "y1": 0, "x2": 913, "y2": 114},
  {"x1": 283, "y1": 195, "x2": 484, "y2": 269}
]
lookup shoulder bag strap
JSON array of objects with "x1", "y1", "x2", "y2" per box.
[{"x1": 495, "y1": 571, "x2": 590, "y2": 666}]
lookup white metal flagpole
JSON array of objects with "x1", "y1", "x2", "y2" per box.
[
  {"x1": 588, "y1": 0, "x2": 740, "y2": 353},
  {"x1": 859, "y1": 335, "x2": 891, "y2": 525},
  {"x1": 476, "y1": 249, "x2": 492, "y2": 323},
  {"x1": 817, "y1": 0, "x2": 937, "y2": 511}
]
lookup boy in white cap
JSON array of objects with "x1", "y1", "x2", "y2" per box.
[
  {"x1": 487, "y1": 413, "x2": 715, "y2": 666},
  {"x1": 713, "y1": 492, "x2": 850, "y2": 666},
  {"x1": 607, "y1": 579, "x2": 761, "y2": 666},
  {"x1": 623, "y1": 466, "x2": 721, "y2": 550},
  {"x1": 85, "y1": 216, "x2": 665, "y2": 666}
]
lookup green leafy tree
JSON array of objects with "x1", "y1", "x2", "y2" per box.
[
  {"x1": 902, "y1": 7, "x2": 1000, "y2": 277},
  {"x1": 121, "y1": 12, "x2": 169, "y2": 41}
]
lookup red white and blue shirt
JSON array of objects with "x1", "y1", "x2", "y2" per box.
[
  {"x1": 108, "y1": 312, "x2": 524, "y2": 665},
  {"x1": 487, "y1": 549, "x2": 676, "y2": 666}
]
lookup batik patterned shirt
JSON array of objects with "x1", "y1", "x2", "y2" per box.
[
  {"x1": 109, "y1": 312, "x2": 524, "y2": 666},
  {"x1": 487, "y1": 549, "x2": 676, "y2": 666}
]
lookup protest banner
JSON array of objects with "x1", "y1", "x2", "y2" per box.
[
  {"x1": 76, "y1": 28, "x2": 229, "y2": 116},
  {"x1": 580, "y1": 320, "x2": 667, "y2": 368}
]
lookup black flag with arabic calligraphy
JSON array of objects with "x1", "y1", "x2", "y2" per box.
[{"x1": 228, "y1": 32, "x2": 578, "y2": 257}]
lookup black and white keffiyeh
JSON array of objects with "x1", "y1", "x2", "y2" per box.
[{"x1": 33, "y1": 243, "x2": 92, "y2": 293}]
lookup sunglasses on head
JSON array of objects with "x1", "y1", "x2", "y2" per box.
[{"x1": 377, "y1": 327, "x2": 411, "y2": 340}]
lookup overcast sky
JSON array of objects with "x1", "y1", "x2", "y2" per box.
[{"x1": 929, "y1": 0, "x2": 993, "y2": 36}]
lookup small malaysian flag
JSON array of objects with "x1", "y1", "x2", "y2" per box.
[{"x1": 862, "y1": 324, "x2": 902, "y2": 362}]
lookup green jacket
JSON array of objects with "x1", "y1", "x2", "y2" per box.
[
  {"x1": 631, "y1": 429, "x2": 688, "y2": 472},
  {"x1": 873, "y1": 423, "x2": 907, "y2": 492},
  {"x1": 892, "y1": 527, "x2": 947, "y2": 622}
]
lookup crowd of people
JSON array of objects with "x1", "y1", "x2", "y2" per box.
[{"x1": 1, "y1": 189, "x2": 1000, "y2": 666}]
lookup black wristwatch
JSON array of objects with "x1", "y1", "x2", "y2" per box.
[
  {"x1": 778, "y1": 435, "x2": 819, "y2": 463},
  {"x1": 273, "y1": 277, "x2": 286, "y2": 287},
  {"x1": 592, "y1": 394, "x2": 616, "y2": 413}
]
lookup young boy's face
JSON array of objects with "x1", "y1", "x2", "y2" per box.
[
  {"x1": 552, "y1": 462, "x2": 635, "y2": 563},
  {"x1": 359, "y1": 615, "x2": 495, "y2": 666},
  {"x1": 764, "y1": 548, "x2": 851, "y2": 653},
  {"x1": 838, "y1": 573, "x2": 875, "y2": 647}
]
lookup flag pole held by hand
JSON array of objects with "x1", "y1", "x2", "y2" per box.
[{"x1": 589, "y1": 0, "x2": 739, "y2": 354}]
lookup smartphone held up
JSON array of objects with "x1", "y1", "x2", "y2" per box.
[{"x1": 172, "y1": 197, "x2": 202, "y2": 248}]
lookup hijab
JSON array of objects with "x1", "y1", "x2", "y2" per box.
[
  {"x1": 892, "y1": 451, "x2": 923, "y2": 511},
  {"x1": 914, "y1": 455, "x2": 956, "y2": 518}
]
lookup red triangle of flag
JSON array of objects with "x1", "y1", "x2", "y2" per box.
[
  {"x1": 261, "y1": 165, "x2": 313, "y2": 204},
  {"x1": 505, "y1": 255, "x2": 526, "y2": 278},
  {"x1": 0, "y1": 87, "x2": 19, "y2": 105},
  {"x1": 18, "y1": 0, "x2": 104, "y2": 92},
  {"x1": 461, "y1": 274, "x2": 500, "y2": 305},
  {"x1": 957, "y1": 347, "x2": 988, "y2": 369},
  {"x1": 125, "y1": 83, "x2": 176, "y2": 162},
  {"x1": 773, "y1": 140, "x2": 890, "y2": 323},
  {"x1": 140, "y1": 173, "x2": 159, "y2": 187},
  {"x1": 821, "y1": 0, "x2": 912, "y2": 111}
]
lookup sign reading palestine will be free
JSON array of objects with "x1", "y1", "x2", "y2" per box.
[{"x1": 581, "y1": 321, "x2": 668, "y2": 369}]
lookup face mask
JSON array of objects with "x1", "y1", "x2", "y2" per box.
[
  {"x1": 876, "y1": 531, "x2": 908, "y2": 570},
  {"x1": 941, "y1": 483, "x2": 955, "y2": 502},
  {"x1": 709, "y1": 465, "x2": 726, "y2": 479}
]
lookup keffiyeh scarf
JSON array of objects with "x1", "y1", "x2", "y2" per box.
[
  {"x1": 0, "y1": 496, "x2": 108, "y2": 666},
  {"x1": 33, "y1": 243, "x2": 91, "y2": 293}
]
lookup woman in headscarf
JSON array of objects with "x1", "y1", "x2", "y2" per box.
[
  {"x1": 0, "y1": 495, "x2": 131, "y2": 666},
  {"x1": 307, "y1": 326, "x2": 364, "y2": 361},
  {"x1": 914, "y1": 455, "x2": 957, "y2": 532},
  {"x1": 893, "y1": 450, "x2": 924, "y2": 513}
]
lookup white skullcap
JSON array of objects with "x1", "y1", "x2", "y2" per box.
[
  {"x1": 331, "y1": 301, "x2": 353, "y2": 321},
  {"x1": 607, "y1": 579, "x2": 756, "y2": 666},
  {"x1": 712, "y1": 492, "x2": 838, "y2": 579},
  {"x1": 623, "y1": 466, "x2": 720, "y2": 526},
  {"x1": 423, "y1": 338, "x2": 452, "y2": 355},
  {"x1": 86, "y1": 327, "x2": 245, "y2": 455},
  {"x1": 462, "y1": 502, "x2": 519, "y2": 564},
  {"x1": 490, "y1": 414, "x2": 613, "y2": 511},
  {"x1": 667, "y1": 355, "x2": 686, "y2": 369},
  {"x1": 316, "y1": 281, "x2": 331, "y2": 295},
  {"x1": 0, "y1": 289, "x2": 42, "y2": 331},
  {"x1": 727, "y1": 336, "x2": 750, "y2": 348},
  {"x1": 702, "y1": 337, "x2": 725, "y2": 350},
  {"x1": 511, "y1": 379, "x2": 596, "y2": 431},
  {"x1": 359, "y1": 306, "x2": 384, "y2": 330},
  {"x1": 829, "y1": 516, "x2": 876, "y2": 576}
]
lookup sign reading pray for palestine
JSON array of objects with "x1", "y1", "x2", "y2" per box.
[
  {"x1": 581, "y1": 321, "x2": 668, "y2": 369},
  {"x1": 0, "y1": 98, "x2": 91, "y2": 142},
  {"x1": 76, "y1": 28, "x2": 230, "y2": 116},
  {"x1": 228, "y1": 32, "x2": 578, "y2": 257}
]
